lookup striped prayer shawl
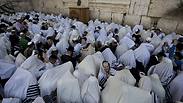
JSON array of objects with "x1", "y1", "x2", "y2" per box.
[{"x1": 22, "y1": 84, "x2": 40, "y2": 103}]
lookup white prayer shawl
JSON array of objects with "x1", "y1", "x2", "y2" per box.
[
  {"x1": 78, "y1": 55, "x2": 97, "y2": 76},
  {"x1": 152, "y1": 42, "x2": 164, "y2": 55},
  {"x1": 2, "y1": 98, "x2": 21, "y2": 103},
  {"x1": 114, "y1": 69, "x2": 136, "y2": 86},
  {"x1": 86, "y1": 31, "x2": 95, "y2": 44},
  {"x1": 117, "y1": 27, "x2": 128, "y2": 40},
  {"x1": 4, "y1": 55, "x2": 15, "y2": 64},
  {"x1": 39, "y1": 62, "x2": 74, "y2": 96},
  {"x1": 31, "y1": 34, "x2": 45, "y2": 44},
  {"x1": 46, "y1": 27, "x2": 55, "y2": 37},
  {"x1": 141, "y1": 43, "x2": 155, "y2": 53},
  {"x1": 57, "y1": 71, "x2": 82, "y2": 103},
  {"x1": 92, "y1": 52, "x2": 104, "y2": 74},
  {"x1": 119, "y1": 36, "x2": 135, "y2": 49},
  {"x1": 15, "y1": 53, "x2": 26, "y2": 67},
  {"x1": 56, "y1": 38, "x2": 69, "y2": 55},
  {"x1": 55, "y1": 32, "x2": 62, "y2": 40},
  {"x1": 138, "y1": 75, "x2": 152, "y2": 92},
  {"x1": 169, "y1": 71, "x2": 183, "y2": 102},
  {"x1": 45, "y1": 62, "x2": 54, "y2": 70},
  {"x1": 69, "y1": 29, "x2": 80, "y2": 46},
  {"x1": 81, "y1": 76, "x2": 101, "y2": 103},
  {"x1": 20, "y1": 55, "x2": 45, "y2": 78},
  {"x1": 46, "y1": 44, "x2": 57, "y2": 58},
  {"x1": 31, "y1": 24, "x2": 41, "y2": 34},
  {"x1": 115, "y1": 43, "x2": 129, "y2": 59},
  {"x1": 74, "y1": 43, "x2": 82, "y2": 56},
  {"x1": 0, "y1": 36, "x2": 11, "y2": 59},
  {"x1": 125, "y1": 25, "x2": 132, "y2": 34},
  {"x1": 140, "y1": 30, "x2": 152, "y2": 42},
  {"x1": 80, "y1": 44, "x2": 95, "y2": 61},
  {"x1": 73, "y1": 69, "x2": 90, "y2": 89},
  {"x1": 118, "y1": 50, "x2": 136, "y2": 68},
  {"x1": 149, "y1": 74, "x2": 165, "y2": 101},
  {"x1": 102, "y1": 48, "x2": 117, "y2": 66},
  {"x1": 150, "y1": 34, "x2": 162, "y2": 48},
  {"x1": 134, "y1": 44, "x2": 151, "y2": 67},
  {"x1": 102, "y1": 76, "x2": 152, "y2": 103},
  {"x1": 4, "y1": 68, "x2": 37, "y2": 100},
  {"x1": 149, "y1": 57, "x2": 174, "y2": 85},
  {"x1": 32, "y1": 96, "x2": 45, "y2": 103},
  {"x1": 97, "y1": 28, "x2": 107, "y2": 44},
  {"x1": 0, "y1": 59, "x2": 16, "y2": 79}
]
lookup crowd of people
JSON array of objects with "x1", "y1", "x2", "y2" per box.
[{"x1": 0, "y1": 11, "x2": 183, "y2": 103}]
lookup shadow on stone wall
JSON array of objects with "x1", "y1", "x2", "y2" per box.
[{"x1": 164, "y1": 1, "x2": 183, "y2": 20}]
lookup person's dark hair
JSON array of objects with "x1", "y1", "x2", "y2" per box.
[
  {"x1": 49, "y1": 55, "x2": 58, "y2": 61},
  {"x1": 175, "y1": 52, "x2": 183, "y2": 60},
  {"x1": 176, "y1": 43, "x2": 183, "y2": 51},
  {"x1": 67, "y1": 46, "x2": 74, "y2": 52},
  {"x1": 71, "y1": 25, "x2": 76, "y2": 29},
  {"x1": 47, "y1": 36, "x2": 53, "y2": 40},
  {"x1": 114, "y1": 28, "x2": 119, "y2": 34},
  {"x1": 25, "y1": 15, "x2": 30, "y2": 20},
  {"x1": 102, "y1": 60, "x2": 110, "y2": 67},
  {"x1": 157, "y1": 52, "x2": 166, "y2": 58}
]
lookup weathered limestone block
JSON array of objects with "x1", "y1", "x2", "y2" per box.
[
  {"x1": 176, "y1": 21, "x2": 183, "y2": 34},
  {"x1": 157, "y1": 18, "x2": 178, "y2": 34},
  {"x1": 112, "y1": 13, "x2": 123, "y2": 24},
  {"x1": 89, "y1": 0, "x2": 130, "y2": 13},
  {"x1": 140, "y1": 16, "x2": 152, "y2": 29},
  {"x1": 148, "y1": 0, "x2": 179, "y2": 17},
  {"x1": 129, "y1": 0, "x2": 150, "y2": 15},
  {"x1": 90, "y1": 9, "x2": 100, "y2": 20},
  {"x1": 99, "y1": 11, "x2": 112, "y2": 22},
  {"x1": 124, "y1": 15, "x2": 141, "y2": 26}
]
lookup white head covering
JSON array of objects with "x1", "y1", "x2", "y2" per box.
[
  {"x1": 20, "y1": 55, "x2": 45, "y2": 78},
  {"x1": 2, "y1": 98, "x2": 21, "y2": 103},
  {"x1": 39, "y1": 62, "x2": 74, "y2": 96},
  {"x1": 32, "y1": 96, "x2": 45, "y2": 103},
  {"x1": 149, "y1": 57, "x2": 174, "y2": 85},
  {"x1": 81, "y1": 76, "x2": 101, "y2": 103},
  {"x1": 0, "y1": 59, "x2": 17, "y2": 79},
  {"x1": 134, "y1": 44, "x2": 151, "y2": 67},
  {"x1": 4, "y1": 68, "x2": 37, "y2": 100},
  {"x1": 114, "y1": 69, "x2": 136, "y2": 86},
  {"x1": 118, "y1": 49, "x2": 136, "y2": 68},
  {"x1": 57, "y1": 70, "x2": 82, "y2": 103},
  {"x1": 119, "y1": 36, "x2": 135, "y2": 49},
  {"x1": 102, "y1": 48, "x2": 117, "y2": 66}
]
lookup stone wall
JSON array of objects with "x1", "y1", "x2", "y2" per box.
[{"x1": 1, "y1": 0, "x2": 182, "y2": 34}]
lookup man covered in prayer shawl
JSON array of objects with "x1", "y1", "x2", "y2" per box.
[
  {"x1": 98, "y1": 61, "x2": 115, "y2": 90},
  {"x1": 4, "y1": 68, "x2": 39, "y2": 102},
  {"x1": 148, "y1": 57, "x2": 174, "y2": 86}
]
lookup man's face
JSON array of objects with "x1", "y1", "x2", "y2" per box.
[{"x1": 103, "y1": 62, "x2": 110, "y2": 73}]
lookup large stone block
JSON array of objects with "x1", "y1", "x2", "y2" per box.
[
  {"x1": 148, "y1": 0, "x2": 180, "y2": 17},
  {"x1": 90, "y1": 9, "x2": 100, "y2": 20},
  {"x1": 99, "y1": 11, "x2": 112, "y2": 22},
  {"x1": 124, "y1": 15, "x2": 141, "y2": 26},
  {"x1": 129, "y1": 0, "x2": 150, "y2": 15},
  {"x1": 140, "y1": 16, "x2": 152, "y2": 29},
  {"x1": 89, "y1": 0, "x2": 130, "y2": 13},
  {"x1": 157, "y1": 18, "x2": 178, "y2": 34},
  {"x1": 176, "y1": 21, "x2": 183, "y2": 34},
  {"x1": 112, "y1": 13, "x2": 123, "y2": 24}
]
